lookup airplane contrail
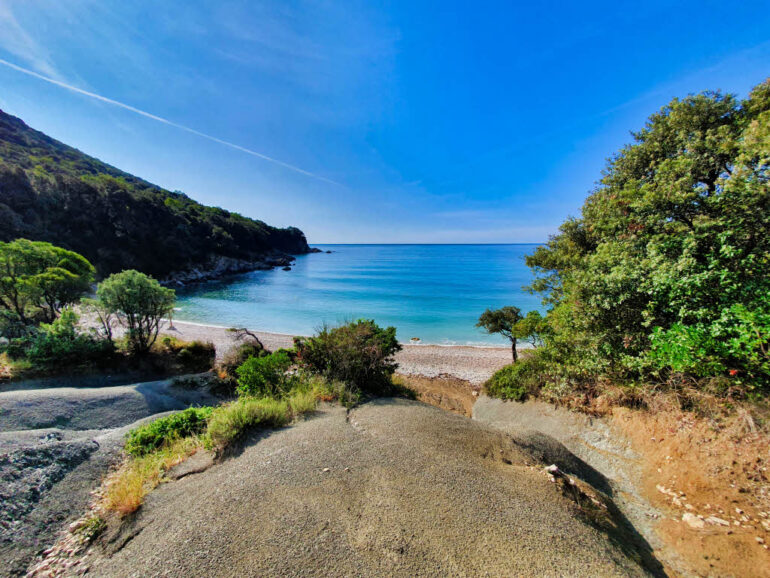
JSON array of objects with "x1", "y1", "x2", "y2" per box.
[{"x1": 0, "y1": 57, "x2": 341, "y2": 186}]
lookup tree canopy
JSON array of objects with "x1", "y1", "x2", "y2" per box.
[
  {"x1": 477, "y1": 306, "x2": 547, "y2": 361},
  {"x1": 96, "y1": 270, "x2": 176, "y2": 354},
  {"x1": 526, "y1": 79, "x2": 770, "y2": 392},
  {"x1": 0, "y1": 238, "x2": 94, "y2": 329}
]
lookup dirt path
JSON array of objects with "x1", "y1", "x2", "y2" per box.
[{"x1": 88, "y1": 400, "x2": 656, "y2": 576}]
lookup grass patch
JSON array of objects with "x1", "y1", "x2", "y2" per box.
[
  {"x1": 104, "y1": 436, "x2": 202, "y2": 515},
  {"x1": 0, "y1": 351, "x2": 31, "y2": 380},
  {"x1": 205, "y1": 397, "x2": 291, "y2": 450},
  {"x1": 288, "y1": 389, "x2": 317, "y2": 415},
  {"x1": 75, "y1": 515, "x2": 107, "y2": 543},
  {"x1": 125, "y1": 407, "x2": 213, "y2": 457}
]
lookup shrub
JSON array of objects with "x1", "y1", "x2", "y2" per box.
[
  {"x1": 288, "y1": 389, "x2": 317, "y2": 415},
  {"x1": 484, "y1": 356, "x2": 545, "y2": 401},
  {"x1": 155, "y1": 336, "x2": 216, "y2": 373},
  {"x1": 294, "y1": 319, "x2": 401, "y2": 394},
  {"x1": 25, "y1": 309, "x2": 113, "y2": 366},
  {"x1": 206, "y1": 397, "x2": 290, "y2": 450},
  {"x1": 219, "y1": 342, "x2": 266, "y2": 380},
  {"x1": 522, "y1": 80, "x2": 770, "y2": 396},
  {"x1": 96, "y1": 270, "x2": 175, "y2": 354},
  {"x1": 235, "y1": 350, "x2": 295, "y2": 397},
  {"x1": 125, "y1": 407, "x2": 213, "y2": 457}
]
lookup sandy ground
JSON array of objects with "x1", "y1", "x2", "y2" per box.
[
  {"x1": 88, "y1": 400, "x2": 654, "y2": 577},
  {"x1": 162, "y1": 320, "x2": 512, "y2": 385}
]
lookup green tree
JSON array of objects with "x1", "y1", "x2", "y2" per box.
[
  {"x1": 477, "y1": 307, "x2": 545, "y2": 362},
  {"x1": 96, "y1": 270, "x2": 175, "y2": 354},
  {"x1": 525, "y1": 79, "x2": 770, "y2": 389},
  {"x1": 0, "y1": 239, "x2": 94, "y2": 327}
]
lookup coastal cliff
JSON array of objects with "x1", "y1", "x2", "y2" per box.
[{"x1": 0, "y1": 110, "x2": 310, "y2": 282}]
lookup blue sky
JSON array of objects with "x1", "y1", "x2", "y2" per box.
[{"x1": 0, "y1": 1, "x2": 768, "y2": 243}]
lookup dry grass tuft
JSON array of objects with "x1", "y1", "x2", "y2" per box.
[{"x1": 104, "y1": 437, "x2": 202, "y2": 515}]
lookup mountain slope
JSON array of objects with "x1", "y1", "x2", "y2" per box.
[{"x1": 0, "y1": 110, "x2": 310, "y2": 280}]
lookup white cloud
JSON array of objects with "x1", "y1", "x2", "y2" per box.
[
  {"x1": 0, "y1": 56, "x2": 342, "y2": 186},
  {"x1": 0, "y1": 3, "x2": 61, "y2": 79}
]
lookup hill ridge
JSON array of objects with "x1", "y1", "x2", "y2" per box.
[{"x1": 0, "y1": 109, "x2": 310, "y2": 281}]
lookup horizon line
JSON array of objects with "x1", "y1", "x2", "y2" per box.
[{"x1": 309, "y1": 242, "x2": 545, "y2": 246}]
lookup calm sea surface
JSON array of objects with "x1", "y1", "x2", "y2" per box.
[{"x1": 175, "y1": 244, "x2": 544, "y2": 346}]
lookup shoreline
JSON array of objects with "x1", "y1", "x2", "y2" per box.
[
  {"x1": 162, "y1": 320, "x2": 513, "y2": 385},
  {"x1": 168, "y1": 318, "x2": 518, "y2": 349}
]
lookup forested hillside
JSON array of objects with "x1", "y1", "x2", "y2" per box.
[{"x1": 0, "y1": 110, "x2": 309, "y2": 280}]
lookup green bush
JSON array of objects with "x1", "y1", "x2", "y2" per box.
[
  {"x1": 236, "y1": 350, "x2": 295, "y2": 397},
  {"x1": 26, "y1": 309, "x2": 113, "y2": 366},
  {"x1": 219, "y1": 342, "x2": 266, "y2": 379},
  {"x1": 484, "y1": 357, "x2": 545, "y2": 401},
  {"x1": 156, "y1": 336, "x2": 216, "y2": 373},
  {"x1": 125, "y1": 407, "x2": 213, "y2": 457},
  {"x1": 294, "y1": 319, "x2": 401, "y2": 394}
]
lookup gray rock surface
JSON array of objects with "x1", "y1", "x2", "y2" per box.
[
  {"x1": 473, "y1": 395, "x2": 669, "y2": 572},
  {"x1": 0, "y1": 378, "x2": 218, "y2": 576},
  {"x1": 90, "y1": 400, "x2": 654, "y2": 577}
]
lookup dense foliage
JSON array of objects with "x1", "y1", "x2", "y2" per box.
[
  {"x1": 96, "y1": 270, "x2": 175, "y2": 353},
  {"x1": 236, "y1": 350, "x2": 295, "y2": 397},
  {"x1": 0, "y1": 238, "x2": 94, "y2": 331},
  {"x1": 125, "y1": 407, "x2": 213, "y2": 457},
  {"x1": 24, "y1": 309, "x2": 113, "y2": 365},
  {"x1": 484, "y1": 357, "x2": 546, "y2": 401},
  {"x1": 0, "y1": 110, "x2": 309, "y2": 278},
  {"x1": 294, "y1": 319, "x2": 401, "y2": 394},
  {"x1": 520, "y1": 80, "x2": 770, "y2": 396}
]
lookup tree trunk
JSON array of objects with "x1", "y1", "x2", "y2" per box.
[{"x1": 511, "y1": 338, "x2": 518, "y2": 363}]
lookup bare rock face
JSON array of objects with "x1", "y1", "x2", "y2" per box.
[
  {"x1": 0, "y1": 377, "x2": 224, "y2": 575},
  {"x1": 162, "y1": 254, "x2": 297, "y2": 286},
  {"x1": 87, "y1": 400, "x2": 658, "y2": 577}
]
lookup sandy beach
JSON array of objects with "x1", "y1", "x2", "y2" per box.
[{"x1": 162, "y1": 320, "x2": 512, "y2": 385}]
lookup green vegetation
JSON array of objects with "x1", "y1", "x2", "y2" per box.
[
  {"x1": 294, "y1": 319, "x2": 401, "y2": 394},
  {"x1": 236, "y1": 350, "x2": 295, "y2": 397},
  {"x1": 477, "y1": 307, "x2": 547, "y2": 361},
  {"x1": 105, "y1": 436, "x2": 202, "y2": 516},
  {"x1": 484, "y1": 357, "x2": 545, "y2": 401},
  {"x1": 0, "y1": 110, "x2": 309, "y2": 279},
  {"x1": 107, "y1": 319, "x2": 411, "y2": 515},
  {"x1": 95, "y1": 270, "x2": 175, "y2": 353},
  {"x1": 485, "y1": 79, "x2": 770, "y2": 403},
  {"x1": 0, "y1": 241, "x2": 214, "y2": 378},
  {"x1": 0, "y1": 239, "x2": 94, "y2": 332},
  {"x1": 26, "y1": 309, "x2": 113, "y2": 365},
  {"x1": 205, "y1": 397, "x2": 292, "y2": 450},
  {"x1": 125, "y1": 407, "x2": 214, "y2": 457}
]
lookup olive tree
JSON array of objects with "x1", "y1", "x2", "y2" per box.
[{"x1": 96, "y1": 270, "x2": 175, "y2": 353}]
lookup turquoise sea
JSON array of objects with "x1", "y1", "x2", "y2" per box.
[{"x1": 175, "y1": 244, "x2": 544, "y2": 346}]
